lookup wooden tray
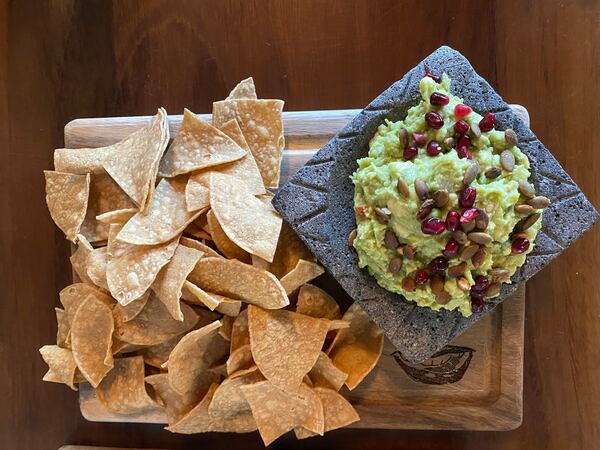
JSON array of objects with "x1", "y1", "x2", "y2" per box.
[{"x1": 66, "y1": 107, "x2": 528, "y2": 431}]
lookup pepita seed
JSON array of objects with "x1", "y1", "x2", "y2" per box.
[
  {"x1": 402, "y1": 277, "x2": 416, "y2": 292},
  {"x1": 527, "y1": 195, "x2": 551, "y2": 209},
  {"x1": 500, "y1": 150, "x2": 515, "y2": 172},
  {"x1": 453, "y1": 230, "x2": 468, "y2": 244},
  {"x1": 430, "y1": 273, "x2": 445, "y2": 293},
  {"x1": 490, "y1": 268, "x2": 510, "y2": 282},
  {"x1": 470, "y1": 122, "x2": 482, "y2": 138},
  {"x1": 435, "y1": 290, "x2": 451, "y2": 305},
  {"x1": 462, "y1": 220, "x2": 476, "y2": 232},
  {"x1": 460, "y1": 244, "x2": 480, "y2": 261},
  {"x1": 374, "y1": 207, "x2": 392, "y2": 223},
  {"x1": 348, "y1": 229, "x2": 357, "y2": 247},
  {"x1": 416, "y1": 199, "x2": 435, "y2": 221},
  {"x1": 384, "y1": 229, "x2": 400, "y2": 250},
  {"x1": 468, "y1": 232, "x2": 493, "y2": 245},
  {"x1": 518, "y1": 181, "x2": 536, "y2": 198},
  {"x1": 486, "y1": 282, "x2": 501, "y2": 298},
  {"x1": 456, "y1": 277, "x2": 471, "y2": 291},
  {"x1": 414, "y1": 179, "x2": 429, "y2": 201},
  {"x1": 518, "y1": 212, "x2": 541, "y2": 232},
  {"x1": 388, "y1": 257, "x2": 403, "y2": 273},
  {"x1": 402, "y1": 245, "x2": 416, "y2": 260},
  {"x1": 471, "y1": 246, "x2": 486, "y2": 268},
  {"x1": 399, "y1": 128, "x2": 409, "y2": 148},
  {"x1": 463, "y1": 162, "x2": 481, "y2": 186},
  {"x1": 444, "y1": 136, "x2": 455, "y2": 149},
  {"x1": 514, "y1": 203, "x2": 534, "y2": 215},
  {"x1": 397, "y1": 177, "x2": 410, "y2": 198},
  {"x1": 432, "y1": 189, "x2": 449, "y2": 208},
  {"x1": 475, "y1": 209, "x2": 489, "y2": 230},
  {"x1": 504, "y1": 128, "x2": 518, "y2": 147},
  {"x1": 447, "y1": 262, "x2": 467, "y2": 278},
  {"x1": 485, "y1": 166, "x2": 502, "y2": 179}
]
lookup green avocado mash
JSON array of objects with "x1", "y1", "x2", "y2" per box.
[{"x1": 352, "y1": 74, "x2": 543, "y2": 316}]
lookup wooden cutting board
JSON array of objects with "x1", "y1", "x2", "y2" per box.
[{"x1": 66, "y1": 106, "x2": 528, "y2": 431}]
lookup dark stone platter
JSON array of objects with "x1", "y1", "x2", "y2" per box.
[{"x1": 272, "y1": 46, "x2": 599, "y2": 363}]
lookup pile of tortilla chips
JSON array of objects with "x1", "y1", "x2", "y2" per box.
[{"x1": 40, "y1": 77, "x2": 384, "y2": 445}]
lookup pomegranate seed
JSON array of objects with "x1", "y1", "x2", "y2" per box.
[
  {"x1": 415, "y1": 269, "x2": 430, "y2": 285},
  {"x1": 426, "y1": 140, "x2": 442, "y2": 156},
  {"x1": 458, "y1": 187, "x2": 477, "y2": 208},
  {"x1": 403, "y1": 146, "x2": 418, "y2": 160},
  {"x1": 425, "y1": 111, "x2": 444, "y2": 129},
  {"x1": 471, "y1": 295, "x2": 484, "y2": 313},
  {"x1": 355, "y1": 204, "x2": 368, "y2": 217},
  {"x1": 457, "y1": 133, "x2": 471, "y2": 149},
  {"x1": 454, "y1": 104, "x2": 472, "y2": 119},
  {"x1": 421, "y1": 218, "x2": 446, "y2": 235},
  {"x1": 427, "y1": 256, "x2": 449, "y2": 273},
  {"x1": 471, "y1": 275, "x2": 490, "y2": 293},
  {"x1": 430, "y1": 92, "x2": 449, "y2": 106},
  {"x1": 460, "y1": 208, "x2": 480, "y2": 223},
  {"x1": 424, "y1": 72, "x2": 441, "y2": 83},
  {"x1": 457, "y1": 147, "x2": 473, "y2": 159},
  {"x1": 443, "y1": 239, "x2": 460, "y2": 257},
  {"x1": 454, "y1": 120, "x2": 470, "y2": 134},
  {"x1": 445, "y1": 211, "x2": 461, "y2": 231},
  {"x1": 511, "y1": 237, "x2": 530, "y2": 254},
  {"x1": 412, "y1": 133, "x2": 428, "y2": 146},
  {"x1": 479, "y1": 113, "x2": 496, "y2": 132}
]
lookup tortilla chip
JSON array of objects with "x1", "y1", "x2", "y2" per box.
[
  {"x1": 96, "y1": 208, "x2": 137, "y2": 224},
  {"x1": 159, "y1": 109, "x2": 246, "y2": 177},
  {"x1": 212, "y1": 99, "x2": 285, "y2": 188},
  {"x1": 85, "y1": 246, "x2": 109, "y2": 290},
  {"x1": 206, "y1": 209, "x2": 250, "y2": 262},
  {"x1": 308, "y1": 352, "x2": 348, "y2": 391},
  {"x1": 39, "y1": 345, "x2": 78, "y2": 390},
  {"x1": 80, "y1": 173, "x2": 136, "y2": 243},
  {"x1": 70, "y1": 294, "x2": 114, "y2": 387},
  {"x1": 218, "y1": 315, "x2": 234, "y2": 341},
  {"x1": 96, "y1": 356, "x2": 159, "y2": 414},
  {"x1": 55, "y1": 308, "x2": 71, "y2": 348},
  {"x1": 226, "y1": 344, "x2": 254, "y2": 375},
  {"x1": 152, "y1": 245, "x2": 203, "y2": 321},
  {"x1": 185, "y1": 177, "x2": 210, "y2": 212},
  {"x1": 146, "y1": 373, "x2": 207, "y2": 425},
  {"x1": 329, "y1": 320, "x2": 351, "y2": 331},
  {"x1": 116, "y1": 178, "x2": 204, "y2": 246},
  {"x1": 280, "y1": 260, "x2": 325, "y2": 295},
  {"x1": 163, "y1": 321, "x2": 228, "y2": 396},
  {"x1": 241, "y1": 381, "x2": 324, "y2": 445},
  {"x1": 226, "y1": 77, "x2": 257, "y2": 100},
  {"x1": 59, "y1": 283, "x2": 114, "y2": 325},
  {"x1": 213, "y1": 294, "x2": 242, "y2": 317},
  {"x1": 248, "y1": 306, "x2": 329, "y2": 393},
  {"x1": 327, "y1": 302, "x2": 384, "y2": 390},
  {"x1": 214, "y1": 119, "x2": 266, "y2": 196},
  {"x1": 54, "y1": 146, "x2": 114, "y2": 175},
  {"x1": 113, "y1": 289, "x2": 150, "y2": 322},
  {"x1": 188, "y1": 257, "x2": 288, "y2": 309},
  {"x1": 209, "y1": 172, "x2": 282, "y2": 262},
  {"x1": 102, "y1": 108, "x2": 169, "y2": 210},
  {"x1": 270, "y1": 223, "x2": 315, "y2": 279},
  {"x1": 139, "y1": 334, "x2": 182, "y2": 368},
  {"x1": 180, "y1": 236, "x2": 221, "y2": 258},
  {"x1": 296, "y1": 284, "x2": 341, "y2": 320},
  {"x1": 69, "y1": 235, "x2": 94, "y2": 284},
  {"x1": 230, "y1": 308, "x2": 249, "y2": 353},
  {"x1": 44, "y1": 171, "x2": 90, "y2": 240},
  {"x1": 113, "y1": 292, "x2": 198, "y2": 345},
  {"x1": 206, "y1": 368, "x2": 262, "y2": 432},
  {"x1": 181, "y1": 281, "x2": 221, "y2": 310},
  {"x1": 106, "y1": 224, "x2": 179, "y2": 306},
  {"x1": 184, "y1": 221, "x2": 213, "y2": 241}
]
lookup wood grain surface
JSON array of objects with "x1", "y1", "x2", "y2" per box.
[
  {"x1": 68, "y1": 110, "x2": 526, "y2": 432},
  {"x1": 2, "y1": 1, "x2": 599, "y2": 449}
]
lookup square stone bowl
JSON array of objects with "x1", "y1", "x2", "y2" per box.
[{"x1": 272, "y1": 46, "x2": 598, "y2": 363}]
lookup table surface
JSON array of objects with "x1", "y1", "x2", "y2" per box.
[{"x1": 1, "y1": 1, "x2": 599, "y2": 449}]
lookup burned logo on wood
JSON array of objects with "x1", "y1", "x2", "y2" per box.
[{"x1": 392, "y1": 345, "x2": 474, "y2": 385}]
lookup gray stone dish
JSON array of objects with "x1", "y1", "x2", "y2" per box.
[{"x1": 272, "y1": 46, "x2": 598, "y2": 363}]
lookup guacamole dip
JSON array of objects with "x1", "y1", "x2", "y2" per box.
[{"x1": 351, "y1": 73, "x2": 549, "y2": 316}]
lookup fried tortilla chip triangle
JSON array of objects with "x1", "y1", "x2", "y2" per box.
[
  {"x1": 44, "y1": 171, "x2": 90, "y2": 241},
  {"x1": 39, "y1": 345, "x2": 78, "y2": 391},
  {"x1": 226, "y1": 77, "x2": 257, "y2": 100}
]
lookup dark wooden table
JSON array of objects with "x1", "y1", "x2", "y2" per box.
[{"x1": 2, "y1": 1, "x2": 599, "y2": 449}]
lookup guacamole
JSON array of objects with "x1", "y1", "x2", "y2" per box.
[{"x1": 351, "y1": 74, "x2": 548, "y2": 316}]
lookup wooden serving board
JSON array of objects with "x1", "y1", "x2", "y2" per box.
[{"x1": 67, "y1": 107, "x2": 528, "y2": 431}]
